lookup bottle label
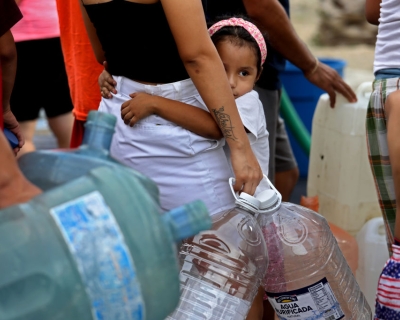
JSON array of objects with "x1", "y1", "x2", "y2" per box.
[
  {"x1": 50, "y1": 191, "x2": 144, "y2": 320},
  {"x1": 266, "y1": 278, "x2": 344, "y2": 320}
]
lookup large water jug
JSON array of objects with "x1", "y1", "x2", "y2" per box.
[
  {"x1": 300, "y1": 196, "x2": 359, "y2": 274},
  {"x1": 356, "y1": 217, "x2": 389, "y2": 311},
  {"x1": 258, "y1": 182, "x2": 372, "y2": 319},
  {"x1": 0, "y1": 166, "x2": 211, "y2": 320},
  {"x1": 18, "y1": 111, "x2": 154, "y2": 194},
  {"x1": 307, "y1": 82, "x2": 381, "y2": 235},
  {"x1": 167, "y1": 178, "x2": 268, "y2": 320}
]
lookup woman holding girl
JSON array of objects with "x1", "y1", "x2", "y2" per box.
[
  {"x1": 79, "y1": 0, "x2": 262, "y2": 215},
  {"x1": 99, "y1": 16, "x2": 271, "y2": 319}
]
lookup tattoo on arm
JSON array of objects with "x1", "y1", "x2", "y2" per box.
[{"x1": 212, "y1": 106, "x2": 237, "y2": 141}]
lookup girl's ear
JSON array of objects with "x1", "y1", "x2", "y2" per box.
[{"x1": 255, "y1": 66, "x2": 263, "y2": 83}]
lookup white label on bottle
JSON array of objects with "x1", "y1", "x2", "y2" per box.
[
  {"x1": 50, "y1": 191, "x2": 144, "y2": 320},
  {"x1": 266, "y1": 278, "x2": 344, "y2": 320}
]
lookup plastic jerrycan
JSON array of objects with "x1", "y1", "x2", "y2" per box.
[
  {"x1": 167, "y1": 178, "x2": 268, "y2": 320},
  {"x1": 356, "y1": 217, "x2": 389, "y2": 311},
  {"x1": 18, "y1": 111, "x2": 152, "y2": 193},
  {"x1": 300, "y1": 196, "x2": 359, "y2": 275},
  {"x1": 307, "y1": 82, "x2": 381, "y2": 236},
  {"x1": 0, "y1": 165, "x2": 212, "y2": 320},
  {"x1": 257, "y1": 182, "x2": 372, "y2": 319}
]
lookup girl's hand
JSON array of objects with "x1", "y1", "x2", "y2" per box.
[
  {"x1": 121, "y1": 92, "x2": 156, "y2": 127},
  {"x1": 230, "y1": 143, "x2": 262, "y2": 195},
  {"x1": 99, "y1": 61, "x2": 117, "y2": 99}
]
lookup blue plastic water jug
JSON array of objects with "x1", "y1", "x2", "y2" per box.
[
  {"x1": 0, "y1": 165, "x2": 211, "y2": 320},
  {"x1": 18, "y1": 111, "x2": 154, "y2": 194}
]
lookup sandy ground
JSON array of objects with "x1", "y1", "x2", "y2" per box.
[{"x1": 290, "y1": 0, "x2": 376, "y2": 88}]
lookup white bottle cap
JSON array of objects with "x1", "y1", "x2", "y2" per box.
[
  {"x1": 256, "y1": 189, "x2": 280, "y2": 210},
  {"x1": 238, "y1": 192, "x2": 261, "y2": 210}
]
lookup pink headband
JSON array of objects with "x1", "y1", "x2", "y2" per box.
[{"x1": 208, "y1": 17, "x2": 267, "y2": 66}]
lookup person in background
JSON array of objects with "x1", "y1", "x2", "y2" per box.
[
  {"x1": 0, "y1": 0, "x2": 42, "y2": 207},
  {"x1": 365, "y1": 0, "x2": 400, "y2": 318},
  {"x1": 10, "y1": 0, "x2": 74, "y2": 157},
  {"x1": 0, "y1": 0, "x2": 24, "y2": 154},
  {"x1": 55, "y1": 0, "x2": 103, "y2": 148}
]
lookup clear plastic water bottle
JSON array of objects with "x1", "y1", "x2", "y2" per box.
[
  {"x1": 18, "y1": 111, "x2": 154, "y2": 195},
  {"x1": 257, "y1": 181, "x2": 372, "y2": 320},
  {"x1": 167, "y1": 178, "x2": 268, "y2": 320},
  {"x1": 0, "y1": 165, "x2": 211, "y2": 320}
]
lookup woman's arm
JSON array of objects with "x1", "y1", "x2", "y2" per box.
[
  {"x1": 161, "y1": 0, "x2": 262, "y2": 194},
  {"x1": 78, "y1": 0, "x2": 106, "y2": 64},
  {"x1": 365, "y1": 0, "x2": 381, "y2": 25},
  {"x1": 120, "y1": 92, "x2": 223, "y2": 140}
]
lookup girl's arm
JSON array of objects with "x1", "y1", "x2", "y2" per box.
[
  {"x1": 365, "y1": 0, "x2": 381, "y2": 25},
  {"x1": 121, "y1": 92, "x2": 223, "y2": 140},
  {"x1": 162, "y1": 0, "x2": 262, "y2": 194}
]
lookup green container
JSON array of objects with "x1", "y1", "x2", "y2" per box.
[{"x1": 0, "y1": 166, "x2": 211, "y2": 320}]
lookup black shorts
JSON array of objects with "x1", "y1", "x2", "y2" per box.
[{"x1": 10, "y1": 37, "x2": 73, "y2": 121}]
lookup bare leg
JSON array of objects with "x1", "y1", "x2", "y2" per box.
[
  {"x1": 16, "y1": 120, "x2": 37, "y2": 158},
  {"x1": 385, "y1": 90, "x2": 400, "y2": 240},
  {"x1": 246, "y1": 286, "x2": 265, "y2": 320},
  {"x1": 47, "y1": 112, "x2": 74, "y2": 149},
  {"x1": 274, "y1": 167, "x2": 299, "y2": 202},
  {"x1": 0, "y1": 131, "x2": 42, "y2": 209}
]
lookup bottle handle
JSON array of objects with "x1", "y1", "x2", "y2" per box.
[{"x1": 228, "y1": 174, "x2": 282, "y2": 213}]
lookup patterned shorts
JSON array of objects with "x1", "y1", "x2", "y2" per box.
[{"x1": 366, "y1": 78, "x2": 400, "y2": 253}]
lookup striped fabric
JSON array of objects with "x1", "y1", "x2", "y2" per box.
[
  {"x1": 375, "y1": 244, "x2": 400, "y2": 319},
  {"x1": 366, "y1": 78, "x2": 400, "y2": 253}
]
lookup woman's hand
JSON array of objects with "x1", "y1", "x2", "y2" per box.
[
  {"x1": 230, "y1": 142, "x2": 263, "y2": 195},
  {"x1": 121, "y1": 92, "x2": 156, "y2": 127},
  {"x1": 98, "y1": 62, "x2": 117, "y2": 98}
]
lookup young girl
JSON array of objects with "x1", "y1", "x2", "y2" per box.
[{"x1": 107, "y1": 17, "x2": 270, "y2": 195}]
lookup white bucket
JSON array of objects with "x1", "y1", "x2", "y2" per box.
[
  {"x1": 307, "y1": 82, "x2": 381, "y2": 235},
  {"x1": 356, "y1": 217, "x2": 389, "y2": 310}
]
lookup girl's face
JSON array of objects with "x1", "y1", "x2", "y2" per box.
[{"x1": 215, "y1": 40, "x2": 261, "y2": 99}]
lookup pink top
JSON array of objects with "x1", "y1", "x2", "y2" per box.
[{"x1": 11, "y1": 0, "x2": 60, "y2": 42}]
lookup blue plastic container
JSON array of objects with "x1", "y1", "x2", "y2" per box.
[
  {"x1": 280, "y1": 58, "x2": 346, "y2": 177},
  {"x1": 0, "y1": 165, "x2": 212, "y2": 320},
  {"x1": 18, "y1": 111, "x2": 156, "y2": 197}
]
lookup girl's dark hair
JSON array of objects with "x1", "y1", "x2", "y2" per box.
[{"x1": 208, "y1": 15, "x2": 265, "y2": 74}]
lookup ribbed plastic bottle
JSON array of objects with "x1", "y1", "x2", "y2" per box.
[
  {"x1": 18, "y1": 111, "x2": 153, "y2": 194},
  {"x1": 167, "y1": 178, "x2": 268, "y2": 320},
  {"x1": 0, "y1": 165, "x2": 211, "y2": 320},
  {"x1": 257, "y1": 182, "x2": 372, "y2": 320},
  {"x1": 300, "y1": 196, "x2": 359, "y2": 275}
]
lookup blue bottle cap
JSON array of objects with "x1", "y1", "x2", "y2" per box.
[
  {"x1": 4, "y1": 128, "x2": 19, "y2": 149},
  {"x1": 163, "y1": 200, "x2": 211, "y2": 241}
]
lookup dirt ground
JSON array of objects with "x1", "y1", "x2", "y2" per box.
[{"x1": 290, "y1": 0, "x2": 376, "y2": 87}]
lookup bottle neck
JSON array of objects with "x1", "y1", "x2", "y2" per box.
[{"x1": 78, "y1": 123, "x2": 114, "y2": 157}]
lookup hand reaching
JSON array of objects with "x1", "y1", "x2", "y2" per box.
[{"x1": 304, "y1": 61, "x2": 357, "y2": 108}]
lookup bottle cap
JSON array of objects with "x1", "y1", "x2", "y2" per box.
[
  {"x1": 163, "y1": 200, "x2": 211, "y2": 241},
  {"x1": 237, "y1": 192, "x2": 261, "y2": 211},
  {"x1": 257, "y1": 189, "x2": 280, "y2": 210},
  {"x1": 4, "y1": 128, "x2": 19, "y2": 149}
]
